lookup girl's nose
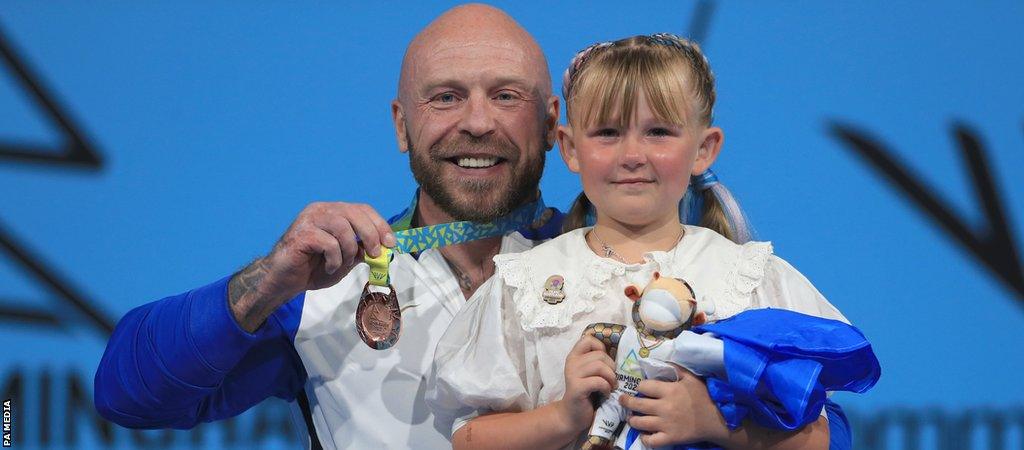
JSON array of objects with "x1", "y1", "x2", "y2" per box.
[{"x1": 620, "y1": 140, "x2": 647, "y2": 169}]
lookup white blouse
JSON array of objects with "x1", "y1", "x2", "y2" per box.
[{"x1": 426, "y1": 225, "x2": 847, "y2": 445}]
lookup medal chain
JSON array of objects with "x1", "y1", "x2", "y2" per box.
[{"x1": 637, "y1": 332, "x2": 664, "y2": 357}]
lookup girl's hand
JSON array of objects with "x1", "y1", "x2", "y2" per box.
[
  {"x1": 555, "y1": 336, "x2": 618, "y2": 432},
  {"x1": 619, "y1": 366, "x2": 728, "y2": 447}
]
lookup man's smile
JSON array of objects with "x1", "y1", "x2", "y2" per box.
[{"x1": 448, "y1": 155, "x2": 506, "y2": 169}]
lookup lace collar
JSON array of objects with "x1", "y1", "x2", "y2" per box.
[{"x1": 495, "y1": 225, "x2": 773, "y2": 332}]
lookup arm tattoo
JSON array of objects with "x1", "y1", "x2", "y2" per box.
[
  {"x1": 229, "y1": 258, "x2": 270, "y2": 306},
  {"x1": 228, "y1": 258, "x2": 274, "y2": 331}
]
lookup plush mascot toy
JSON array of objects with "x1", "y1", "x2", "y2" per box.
[
  {"x1": 581, "y1": 272, "x2": 712, "y2": 450},
  {"x1": 579, "y1": 273, "x2": 882, "y2": 450}
]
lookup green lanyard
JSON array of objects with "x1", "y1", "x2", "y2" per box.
[{"x1": 365, "y1": 197, "x2": 548, "y2": 286}]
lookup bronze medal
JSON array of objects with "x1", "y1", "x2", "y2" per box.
[{"x1": 356, "y1": 282, "x2": 401, "y2": 350}]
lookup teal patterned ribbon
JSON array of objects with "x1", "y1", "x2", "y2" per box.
[{"x1": 391, "y1": 197, "x2": 547, "y2": 254}]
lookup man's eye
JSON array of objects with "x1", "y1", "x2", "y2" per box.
[
  {"x1": 495, "y1": 92, "x2": 517, "y2": 101},
  {"x1": 433, "y1": 93, "x2": 459, "y2": 104}
]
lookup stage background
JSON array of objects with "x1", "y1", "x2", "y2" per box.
[{"x1": 1, "y1": 1, "x2": 1022, "y2": 449}]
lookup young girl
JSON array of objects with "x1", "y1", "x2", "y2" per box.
[{"x1": 428, "y1": 34, "x2": 860, "y2": 450}]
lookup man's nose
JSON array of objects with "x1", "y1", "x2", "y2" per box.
[{"x1": 458, "y1": 94, "x2": 497, "y2": 138}]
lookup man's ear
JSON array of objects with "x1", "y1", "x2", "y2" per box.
[
  {"x1": 544, "y1": 95, "x2": 560, "y2": 151},
  {"x1": 391, "y1": 99, "x2": 409, "y2": 153},
  {"x1": 692, "y1": 126, "x2": 724, "y2": 175},
  {"x1": 557, "y1": 125, "x2": 580, "y2": 173}
]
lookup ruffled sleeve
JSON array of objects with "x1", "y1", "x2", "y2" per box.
[
  {"x1": 704, "y1": 240, "x2": 774, "y2": 320},
  {"x1": 426, "y1": 269, "x2": 539, "y2": 439},
  {"x1": 752, "y1": 255, "x2": 848, "y2": 323}
]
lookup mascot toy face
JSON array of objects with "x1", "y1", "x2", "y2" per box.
[{"x1": 624, "y1": 272, "x2": 705, "y2": 333}]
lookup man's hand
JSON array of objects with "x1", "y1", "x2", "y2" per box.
[
  {"x1": 228, "y1": 202, "x2": 396, "y2": 332},
  {"x1": 554, "y1": 336, "x2": 618, "y2": 434},
  {"x1": 619, "y1": 366, "x2": 727, "y2": 448}
]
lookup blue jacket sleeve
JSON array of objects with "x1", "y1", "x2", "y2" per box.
[
  {"x1": 825, "y1": 399, "x2": 851, "y2": 450},
  {"x1": 94, "y1": 275, "x2": 308, "y2": 429}
]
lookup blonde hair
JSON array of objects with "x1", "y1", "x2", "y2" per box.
[{"x1": 560, "y1": 34, "x2": 744, "y2": 243}]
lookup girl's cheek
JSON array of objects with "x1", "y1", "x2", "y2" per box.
[
  {"x1": 650, "y1": 152, "x2": 688, "y2": 178},
  {"x1": 579, "y1": 150, "x2": 615, "y2": 178}
]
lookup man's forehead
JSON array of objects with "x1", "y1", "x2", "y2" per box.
[
  {"x1": 398, "y1": 5, "x2": 551, "y2": 98},
  {"x1": 410, "y1": 38, "x2": 537, "y2": 88},
  {"x1": 426, "y1": 37, "x2": 526, "y2": 60}
]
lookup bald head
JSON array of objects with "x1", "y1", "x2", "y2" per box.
[{"x1": 398, "y1": 4, "x2": 551, "y2": 102}]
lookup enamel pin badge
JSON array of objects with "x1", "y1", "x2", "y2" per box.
[{"x1": 542, "y1": 275, "x2": 566, "y2": 305}]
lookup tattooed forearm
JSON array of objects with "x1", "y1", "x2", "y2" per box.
[
  {"x1": 227, "y1": 258, "x2": 276, "y2": 332},
  {"x1": 229, "y1": 258, "x2": 269, "y2": 306}
]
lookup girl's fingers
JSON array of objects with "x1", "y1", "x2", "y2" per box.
[
  {"x1": 635, "y1": 379, "x2": 674, "y2": 399},
  {"x1": 570, "y1": 335, "x2": 607, "y2": 356},
  {"x1": 580, "y1": 376, "x2": 613, "y2": 397},
  {"x1": 619, "y1": 394, "x2": 658, "y2": 415},
  {"x1": 640, "y1": 431, "x2": 672, "y2": 449},
  {"x1": 568, "y1": 357, "x2": 618, "y2": 387},
  {"x1": 627, "y1": 414, "x2": 661, "y2": 433},
  {"x1": 571, "y1": 347, "x2": 615, "y2": 370},
  {"x1": 587, "y1": 360, "x2": 618, "y2": 387}
]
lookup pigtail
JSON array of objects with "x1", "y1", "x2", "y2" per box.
[
  {"x1": 680, "y1": 170, "x2": 755, "y2": 244},
  {"x1": 562, "y1": 192, "x2": 593, "y2": 234}
]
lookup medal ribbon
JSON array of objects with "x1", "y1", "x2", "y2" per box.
[{"x1": 366, "y1": 198, "x2": 549, "y2": 286}]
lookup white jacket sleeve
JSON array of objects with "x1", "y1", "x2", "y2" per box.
[{"x1": 752, "y1": 255, "x2": 849, "y2": 324}]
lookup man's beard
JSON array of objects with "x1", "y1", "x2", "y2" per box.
[{"x1": 408, "y1": 131, "x2": 545, "y2": 222}]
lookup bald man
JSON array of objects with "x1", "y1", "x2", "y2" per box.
[{"x1": 94, "y1": 4, "x2": 562, "y2": 449}]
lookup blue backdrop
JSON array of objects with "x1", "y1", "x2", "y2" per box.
[{"x1": 1, "y1": 2, "x2": 1022, "y2": 449}]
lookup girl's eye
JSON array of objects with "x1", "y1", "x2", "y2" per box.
[
  {"x1": 595, "y1": 128, "x2": 619, "y2": 138},
  {"x1": 648, "y1": 127, "x2": 673, "y2": 137}
]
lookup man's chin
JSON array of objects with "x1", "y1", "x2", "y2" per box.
[
  {"x1": 442, "y1": 191, "x2": 513, "y2": 222},
  {"x1": 413, "y1": 155, "x2": 543, "y2": 222}
]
